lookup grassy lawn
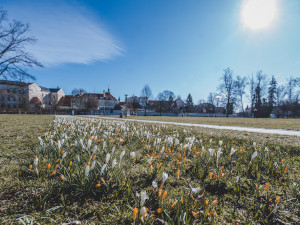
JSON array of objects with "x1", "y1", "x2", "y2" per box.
[
  {"x1": 125, "y1": 116, "x2": 300, "y2": 131},
  {"x1": 0, "y1": 115, "x2": 54, "y2": 224},
  {"x1": 0, "y1": 114, "x2": 299, "y2": 224}
]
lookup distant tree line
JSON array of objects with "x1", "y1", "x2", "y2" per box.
[
  {"x1": 206, "y1": 68, "x2": 300, "y2": 118},
  {"x1": 138, "y1": 68, "x2": 300, "y2": 118}
]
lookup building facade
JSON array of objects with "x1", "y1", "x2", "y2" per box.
[{"x1": 0, "y1": 80, "x2": 65, "y2": 111}]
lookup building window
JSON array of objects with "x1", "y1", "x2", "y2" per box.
[
  {"x1": 7, "y1": 89, "x2": 10, "y2": 93},
  {"x1": 7, "y1": 96, "x2": 10, "y2": 101},
  {"x1": 7, "y1": 104, "x2": 10, "y2": 109},
  {"x1": 13, "y1": 105, "x2": 17, "y2": 109},
  {"x1": 19, "y1": 97, "x2": 22, "y2": 102}
]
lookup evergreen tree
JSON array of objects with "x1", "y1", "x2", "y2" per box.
[
  {"x1": 268, "y1": 75, "x2": 277, "y2": 109},
  {"x1": 186, "y1": 93, "x2": 194, "y2": 113}
]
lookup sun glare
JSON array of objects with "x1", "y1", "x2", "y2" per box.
[{"x1": 241, "y1": 0, "x2": 278, "y2": 31}]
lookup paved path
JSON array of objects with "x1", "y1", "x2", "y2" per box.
[{"x1": 82, "y1": 116, "x2": 300, "y2": 137}]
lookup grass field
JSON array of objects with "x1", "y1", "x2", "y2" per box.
[
  {"x1": 0, "y1": 114, "x2": 299, "y2": 224},
  {"x1": 125, "y1": 116, "x2": 300, "y2": 131}
]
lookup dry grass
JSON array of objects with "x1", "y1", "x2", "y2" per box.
[
  {"x1": 0, "y1": 114, "x2": 54, "y2": 223},
  {"x1": 125, "y1": 116, "x2": 300, "y2": 131},
  {"x1": 0, "y1": 114, "x2": 299, "y2": 224}
]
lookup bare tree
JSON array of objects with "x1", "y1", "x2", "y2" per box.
[
  {"x1": 218, "y1": 67, "x2": 235, "y2": 117},
  {"x1": 248, "y1": 74, "x2": 255, "y2": 117},
  {"x1": 86, "y1": 96, "x2": 99, "y2": 111},
  {"x1": 157, "y1": 90, "x2": 175, "y2": 114},
  {"x1": 0, "y1": 9, "x2": 42, "y2": 80},
  {"x1": 285, "y1": 76, "x2": 298, "y2": 102},
  {"x1": 253, "y1": 71, "x2": 267, "y2": 118},
  {"x1": 71, "y1": 88, "x2": 87, "y2": 95},
  {"x1": 207, "y1": 92, "x2": 217, "y2": 105},
  {"x1": 140, "y1": 84, "x2": 152, "y2": 116},
  {"x1": 233, "y1": 75, "x2": 248, "y2": 114},
  {"x1": 276, "y1": 85, "x2": 285, "y2": 106}
]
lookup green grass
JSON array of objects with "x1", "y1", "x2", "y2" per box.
[
  {"x1": 0, "y1": 115, "x2": 299, "y2": 224},
  {"x1": 125, "y1": 116, "x2": 300, "y2": 131}
]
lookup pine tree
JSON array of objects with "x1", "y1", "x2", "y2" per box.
[
  {"x1": 268, "y1": 75, "x2": 277, "y2": 109},
  {"x1": 186, "y1": 93, "x2": 194, "y2": 113}
]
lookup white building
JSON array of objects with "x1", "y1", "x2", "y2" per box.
[{"x1": 0, "y1": 80, "x2": 65, "y2": 111}]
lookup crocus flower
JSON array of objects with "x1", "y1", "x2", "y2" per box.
[
  {"x1": 106, "y1": 153, "x2": 111, "y2": 164},
  {"x1": 130, "y1": 152, "x2": 135, "y2": 158},
  {"x1": 152, "y1": 181, "x2": 158, "y2": 189},
  {"x1": 91, "y1": 160, "x2": 96, "y2": 170},
  {"x1": 112, "y1": 159, "x2": 117, "y2": 168},
  {"x1": 119, "y1": 150, "x2": 125, "y2": 166},
  {"x1": 171, "y1": 200, "x2": 178, "y2": 208},
  {"x1": 162, "y1": 191, "x2": 167, "y2": 200},
  {"x1": 85, "y1": 165, "x2": 90, "y2": 177},
  {"x1": 140, "y1": 190, "x2": 149, "y2": 206},
  {"x1": 219, "y1": 140, "x2": 223, "y2": 147},
  {"x1": 265, "y1": 183, "x2": 270, "y2": 191},
  {"x1": 189, "y1": 184, "x2": 200, "y2": 194},
  {"x1": 230, "y1": 148, "x2": 236, "y2": 157},
  {"x1": 101, "y1": 164, "x2": 107, "y2": 175},
  {"x1": 162, "y1": 172, "x2": 168, "y2": 183},
  {"x1": 140, "y1": 207, "x2": 147, "y2": 221},
  {"x1": 133, "y1": 208, "x2": 138, "y2": 221},
  {"x1": 34, "y1": 156, "x2": 38, "y2": 167},
  {"x1": 250, "y1": 151, "x2": 257, "y2": 163}
]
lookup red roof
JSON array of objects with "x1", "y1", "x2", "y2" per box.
[{"x1": 104, "y1": 92, "x2": 117, "y2": 101}]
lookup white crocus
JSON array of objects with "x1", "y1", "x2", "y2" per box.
[
  {"x1": 152, "y1": 181, "x2": 158, "y2": 189},
  {"x1": 147, "y1": 156, "x2": 153, "y2": 163},
  {"x1": 87, "y1": 139, "x2": 92, "y2": 149},
  {"x1": 85, "y1": 165, "x2": 90, "y2": 177},
  {"x1": 189, "y1": 184, "x2": 200, "y2": 194},
  {"x1": 140, "y1": 206, "x2": 148, "y2": 221},
  {"x1": 106, "y1": 153, "x2": 111, "y2": 164},
  {"x1": 140, "y1": 191, "x2": 149, "y2": 206},
  {"x1": 91, "y1": 160, "x2": 96, "y2": 170},
  {"x1": 92, "y1": 145, "x2": 98, "y2": 155},
  {"x1": 62, "y1": 152, "x2": 67, "y2": 160},
  {"x1": 253, "y1": 142, "x2": 256, "y2": 148},
  {"x1": 130, "y1": 152, "x2": 136, "y2": 158},
  {"x1": 33, "y1": 156, "x2": 38, "y2": 167},
  {"x1": 250, "y1": 151, "x2": 258, "y2": 163},
  {"x1": 219, "y1": 140, "x2": 223, "y2": 147},
  {"x1": 120, "y1": 150, "x2": 125, "y2": 161},
  {"x1": 216, "y1": 148, "x2": 222, "y2": 166},
  {"x1": 101, "y1": 164, "x2": 107, "y2": 175},
  {"x1": 112, "y1": 159, "x2": 117, "y2": 168},
  {"x1": 162, "y1": 172, "x2": 168, "y2": 183},
  {"x1": 230, "y1": 148, "x2": 236, "y2": 157},
  {"x1": 119, "y1": 150, "x2": 125, "y2": 167},
  {"x1": 208, "y1": 148, "x2": 215, "y2": 161}
]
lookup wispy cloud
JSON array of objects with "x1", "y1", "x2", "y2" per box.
[
  {"x1": 4, "y1": 1, "x2": 123, "y2": 66},
  {"x1": 295, "y1": 60, "x2": 300, "y2": 65}
]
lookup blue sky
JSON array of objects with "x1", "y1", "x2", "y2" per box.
[{"x1": 1, "y1": 0, "x2": 300, "y2": 103}]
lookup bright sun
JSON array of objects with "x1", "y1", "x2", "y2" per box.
[{"x1": 241, "y1": 0, "x2": 278, "y2": 31}]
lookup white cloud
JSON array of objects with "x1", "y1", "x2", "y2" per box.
[{"x1": 5, "y1": 1, "x2": 123, "y2": 66}]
